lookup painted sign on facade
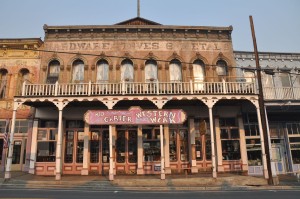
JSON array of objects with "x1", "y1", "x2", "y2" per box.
[{"x1": 84, "y1": 107, "x2": 186, "y2": 125}]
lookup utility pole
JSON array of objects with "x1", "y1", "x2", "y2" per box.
[{"x1": 249, "y1": 15, "x2": 276, "y2": 185}]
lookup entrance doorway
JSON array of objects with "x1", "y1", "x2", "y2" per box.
[
  {"x1": 271, "y1": 143, "x2": 287, "y2": 174},
  {"x1": 11, "y1": 139, "x2": 26, "y2": 171}
]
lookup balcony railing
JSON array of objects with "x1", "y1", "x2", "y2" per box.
[
  {"x1": 264, "y1": 87, "x2": 300, "y2": 100},
  {"x1": 21, "y1": 79, "x2": 257, "y2": 97}
]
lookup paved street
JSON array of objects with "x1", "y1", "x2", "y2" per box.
[{"x1": 0, "y1": 188, "x2": 300, "y2": 199}]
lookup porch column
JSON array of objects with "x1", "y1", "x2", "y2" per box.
[
  {"x1": 29, "y1": 119, "x2": 39, "y2": 174},
  {"x1": 160, "y1": 125, "x2": 165, "y2": 180},
  {"x1": 215, "y1": 117, "x2": 224, "y2": 172},
  {"x1": 256, "y1": 107, "x2": 268, "y2": 179},
  {"x1": 238, "y1": 116, "x2": 248, "y2": 173},
  {"x1": 53, "y1": 100, "x2": 68, "y2": 180},
  {"x1": 189, "y1": 118, "x2": 198, "y2": 173},
  {"x1": 208, "y1": 106, "x2": 217, "y2": 178},
  {"x1": 164, "y1": 124, "x2": 171, "y2": 174},
  {"x1": 55, "y1": 107, "x2": 63, "y2": 180},
  {"x1": 81, "y1": 122, "x2": 89, "y2": 175},
  {"x1": 137, "y1": 125, "x2": 143, "y2": 175},
  {"x1": 109, "y1": 125, "x2": 114, "y2": 180},
  {"x1": 4, "y1": 103, "x2": 19, "y2": 179}
]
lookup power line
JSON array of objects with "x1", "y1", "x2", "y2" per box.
[{"x1": 1, "y1": 46, "x2": 299, "y2": 76}]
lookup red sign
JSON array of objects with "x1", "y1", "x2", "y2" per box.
[{"x1": 84, "y1": 107, "x2": 186, "y2": 125}]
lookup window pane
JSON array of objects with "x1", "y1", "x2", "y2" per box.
[
  {"x1": 102, "y1": 130, "x2": 109, "y2": 163},
  {"x1": 128, "y1": 130, "x2": 137, "y2": 163},
  {"x1": 280, "y1": 73, "x2": 291, "y2": 87},
  {"x1": 193, "y1": 60, "x2": 205, "y2": 81},
  {"x1": 36, "y1": 142, "x2": 56, "y2": 162},
  {"x1": 76, "y1": 140, "x2": 84, "y2": 163},
  {"x1": 145, "y1": 60, "x2": 158, "y2": 81},
  {"x1": 121, "y1": 59, "x2": 134, "y2": 81},
  {"x1": 72, "y1": 60, "x2": 84, "y2": 82},
  {"x1": 216, "y1": 60, "x2": 227, "y2": 76},
  {"x1": 64, "y1": 131, "x2": 74, "y2": 163},
  {"x1": 37, "y1": 130, "x2": 47, "y2": 141},
  {"x1": 97, "y1": 60, "x2": 109, "y2": 82},
  {"x1": 169, "y1": 60, "x2": 182, "y2": 82},
  {"x1": 116, "y1": 131, "x2": 126, "y2": 163},
  {"x1": 169, "y1": 130, "x2": 177, "y2": 162},
  {"x1": 12, "y1": 141, "x2": 22, "y2": 164},
  {"x1": 179, "y1": 130, "x2": 189, "y2": 162},
  {"x1": 291, "y1": 150, "x2": 300, "y2": 164},
  {"x1": 205, "y1": 136, "x2": 212, "y2": 160},
  {"x1": 222, "y1": 140, "x2": 241, "y2": 160},
  {"x1": 48, "y1": 60, "x2": 60, "y2": 77},
  {"x1": 49, "y1": 129, "x2": 57, "y2": 140},
  {"x1": 90, "y1": 131, "x2": 100, "y2": 163}
]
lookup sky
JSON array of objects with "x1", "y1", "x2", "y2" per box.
[{"x1": 0, "y1": 0, "x2": 299, "y2": 53}]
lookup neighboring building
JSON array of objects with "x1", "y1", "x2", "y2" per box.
[
  {"x1": 235, "y1": 51, "x2": 300, "y2": 176},
  {"x1": 0, "y1": 38, "x2": 43, "y2": 172}
]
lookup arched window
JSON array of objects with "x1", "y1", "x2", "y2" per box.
[
  {"x1": 243, "y1": 70, "x2": 255, "y2": 83},
  {"x1": 0, "y1": 69, "x2": 8, "y2": 99},
  {"x1": 216, "y1": 60, "x2": 228, "y2": 76},
  {"x1": 72, "y1": 59, "x2": 84, "y2": 83},
  {"x1": 193, "y1": 59, "x2": 205, "y2": 82},
  {"x1": 121, "y1": 59, "x2": 134, "y2": 82},
  {"x1": 17, "y1": 69, "x2": 30, "y2": 95},
  {"x1": 169, "y1": 59, "x2": 182, "y2": 82},
  {"x1": 145, "y1": 59, "x2": 158, "y2": 82},
  {"x1": 47, "y1": 60, "x2": 60, "y2": 83},
  {"x1": 96, "y1": 59, "x2": 109, "y2": 82}
]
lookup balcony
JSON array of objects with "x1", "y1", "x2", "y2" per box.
[
  {"x1": 264, "y1": 87, "x2": 300, "y2": 100},
  {"x1": 20, "y1": 79, "x2": 257, "y2": 97}
]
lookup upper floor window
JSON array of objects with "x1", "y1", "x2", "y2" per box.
[
  {"x1": 145, "y1": 60, "x2": 158, "y2": 82},
  {"x1": 96, "y1": 59, "x2": 109, "y2": 83},
  {"x1": 262, "y1": 72, "x2": 274, "y2": 87},
  {"x1": 216, "y1": 60, "x2": 228, "y2": 76},
  {"x1": 279, "y1": 72, "x2": 291, "y2": 87},
  {"x1": 47, "y1": 60, "x2": 60, "y2": 84},
  {"x1": 193, "y1": 59, "x2": 205, "y2": 82},
  {"x1": 0, "y1": 69, "x2": 8, "y2": 99},
  {"x1": 169, "y1": 59, "x2": 182, "y2": 82},
  {"x1": 121, "y1": 59, "x2": 134, "y2": 82},
  {"x1": 17, "y1": 69, "x2": 30, "y2": 95},
  {"x1": 243, "y1": 70, "x2": 255, "y2": 83},
  {"x1": 72, "y1": 60, "x2": 84, "y2": 83}
]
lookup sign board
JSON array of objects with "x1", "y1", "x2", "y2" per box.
[{"x1": 84, "y1": 107, "x2": 186, "y2": 125}]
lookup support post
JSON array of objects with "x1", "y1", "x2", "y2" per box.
[
  {"x1": 160, "y1": 125, "x2": 165, "y2": 180},
  {"x1": 29, "y1": 119, "x2": 39, "y2": 174},
  {"x1": 208, "y1": 107, "x2": 217, "y2": 178},
  {"x1": 4, "y1": 108, "x2": 17, "y2": 179},
  {"x1": 137, "y1": 125, "x2": 143, "y2": 174},
  {"x1": 109, "y1": 125, "x2": 114, "y2": 181},
  {"x1": 55, "y1": 107, "x2": 63, "y2": 180},
  {"x1": 81, "y1": 122, "x2": 89, "y2": 175}
]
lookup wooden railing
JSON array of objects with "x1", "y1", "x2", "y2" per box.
[
  {"x1": 264, "y1": 87, "x2": 300, "y2": 100},
  {"x1": 21, "y1": 80, "x2": 258, "y2": 97}
]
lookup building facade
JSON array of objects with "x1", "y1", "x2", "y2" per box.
[
  {"x1": 235, "y1": 51, "x2": 300, "y2": 176},
  {"x1": 3, "y1": 17, "x2": 299, "y2": 181},
  {"x1": 0, "y1": 38, "x2": 43, "y2": 172}
]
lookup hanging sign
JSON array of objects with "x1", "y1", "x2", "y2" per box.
[{"x1": 84, "y1": 106, "x2": 186, "y2": 125}]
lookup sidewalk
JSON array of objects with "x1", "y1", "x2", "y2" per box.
[{"x1": 1, "y1": 171, "x2": 299, "y2": 191}]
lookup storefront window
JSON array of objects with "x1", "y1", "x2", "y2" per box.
[
  {"x1": 14, "y1": 120, "x2": 29, "y2": 134},
  {"x1": 287, "y1": 123, "x2": 300, "y2": 135},
  {"x1": 76, "y1": 131, "x2": 84, "y2": 163},
  {"x1": 246, "y1": 139, "x2": 262, "y2": 166},
  {"x1": 220, "y1": 118, "x2": 241, "y2": 161},
  {"x1": 12, "y1": 141, "x2": 22, "y2": 164},
  {"x1": 0, "y1": 139, "x2": 3, "y2": 163},
  {"x1": 205, "y1": 136, "x2": 212, "y2": 160},
  {"x1": 179, "y1": 130, "x2": 189, "y2": 162},
  {"x1": 64, "y1": 131, "x2": 74, "y2": 163},
  {"x1": 102, "y1": 130, "x2": 109, "y2": 163},
  {"x1": 169, "y1": 130, "x2": 177, "y2": 162},
  {"x1": 143, "y1": 128, "x2": 161, "y2": 162},
  {"x1": 90, "y1": 131, "x2": 100, "y2": 163},
  {"x1": 37, "y1": 129, "x2": 57, "y2": 162},
  {"x1": 116, "y1": 131, "x2": 126, "y2": 163},
  {"x1": 128, "y1": 130, "x2": 137, "y2": 163},
  {"x1": 289, "y1": 137, "x2": 300, "y2": 164}
]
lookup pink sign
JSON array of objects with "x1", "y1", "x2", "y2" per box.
[{"x1": 84, "y1": 107, "x2": 186, "y2": 125}]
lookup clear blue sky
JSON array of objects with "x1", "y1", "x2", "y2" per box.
[{"x1": 1, "y1": 0, "x2": 299, "y2": 53}]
